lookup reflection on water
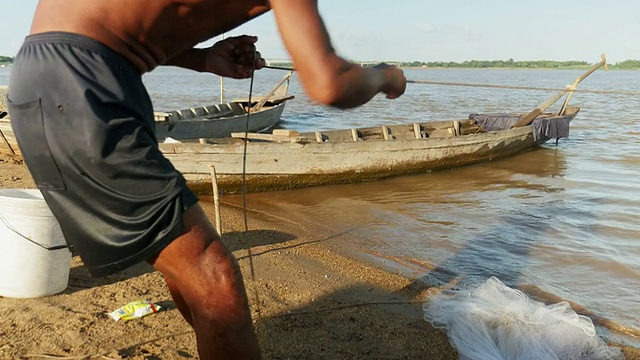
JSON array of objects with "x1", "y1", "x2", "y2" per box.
[
  {"x1": 241, "y1": 143, "x2": 639, "y2": 346},
  {"x1": 2, "y1": 66, "x2": 639, "y2": 346}
]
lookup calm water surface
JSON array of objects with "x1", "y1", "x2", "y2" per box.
[{"x1": 2, "y1": 66, "x2": 639, "y2": 347}]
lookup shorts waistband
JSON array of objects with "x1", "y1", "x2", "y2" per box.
[{"x1": 23, "y1": 32, "x2": 135, "y2": 72}]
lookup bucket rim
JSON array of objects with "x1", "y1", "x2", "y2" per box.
[{"x1": 0, "y1": 189, "x2": 45, "y2": 201}]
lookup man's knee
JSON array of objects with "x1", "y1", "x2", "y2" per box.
[
  {"x1": 149, "y1": 204, "x2": 221, "y2": 281},
  {"x1": 149, "y1": 204, "x2": 245, "y2": 301}
]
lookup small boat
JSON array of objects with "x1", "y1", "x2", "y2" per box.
[
  {"x1": 0, "y1": 97, "x2": 294, "y2": 157},
  {"x1": 159, "y1": 106, "x2": 580, "y2": 195},
  {"x1": 0, "y1": 73, "x2": 294, "y2": 156},
  {"x1": 153, "y1": 72, "x2": 294, "y2": 140}
]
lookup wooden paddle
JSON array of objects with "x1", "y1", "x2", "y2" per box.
[{"x1": 511, "y1": 54, "x2": 607, "y2": 128}]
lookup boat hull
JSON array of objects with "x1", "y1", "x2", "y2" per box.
[
  {"x1": 161, "y1": 108, "x2": 579, "y2": 194},
  {"x1": 0, "y1": 108, "x2": 579, "y2": 194}
]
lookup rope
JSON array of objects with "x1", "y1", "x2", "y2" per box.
[
  {"x1": 263, "y1": 65, "x2": 640, "y2": 96},
  {"x1": 20, "y1": 300, "x2": 423, "y2": 359},
  {"x1": 407, "y1": 79, "x2": 640, "y2": 95},
  {"x1": 242, "y1": 53, "x2": 262, "y2": 319}
]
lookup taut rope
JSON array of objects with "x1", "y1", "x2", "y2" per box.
[
  {"x1": 264, "y1": 65, "x2": 640, "y2": 96},
  {"x1": 240, "y1": 54, "x2": 262, "y2": 319},
  {"x1": 406, "y1": 79, "x2": 640, "y2": 96}
]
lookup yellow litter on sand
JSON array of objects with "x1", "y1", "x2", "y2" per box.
[{"x1": 109, "y1": 300, "x2": 161, "y2": 322}]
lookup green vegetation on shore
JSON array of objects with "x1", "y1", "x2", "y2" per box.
[
  {"x1": 268, "y1": 58, "x2": 640, "y2": 70},
  {"x1": 0, "y1": 56, "x2": 14, "y2": 66},
  {"x1": 2, "y1": 55, "x2": 640, "y2": 69},
  {"x1": 396, "y1": 59, "x2": 640, "y2": 70}
]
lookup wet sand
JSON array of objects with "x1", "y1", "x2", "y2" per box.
[{"x1": 0, "y1": 153, "x2": 637, "y2": 359}]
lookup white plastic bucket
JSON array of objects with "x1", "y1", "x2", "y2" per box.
[{"x1": 0, "y1": 189, "x2": 71, "y2": 298}]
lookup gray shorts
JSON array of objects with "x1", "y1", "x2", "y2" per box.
[{"x1": 7, "y1": 32, "x2": 198, "y2": 277}]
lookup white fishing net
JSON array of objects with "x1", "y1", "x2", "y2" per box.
[{"x1": 423, "y1": 276, "x2": 623, "y2": 360}]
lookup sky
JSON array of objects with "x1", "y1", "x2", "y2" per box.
[{"x1": 0, "y1": 0, "x2": 638, "y2": 64}]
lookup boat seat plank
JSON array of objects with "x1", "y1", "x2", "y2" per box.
[
  {"x1": 382, "y1": 126, "x2": 390, "y2": 140},
  {"x1": 155, "y1": 102, "x2": 246, "y2": 122},
  {"x1": 351, "y1": 129, "x2": 362, "y2": 141},
  {"x1": 413, "y1": 123, "x2": 426, "y2": 139},
  {"x1": 272, "y1": 129, "x2": 301, "y2": 137}
]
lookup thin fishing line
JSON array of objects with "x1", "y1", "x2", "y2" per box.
[
  {"x1": 263, "y1": 65, "x2": 639, "y2": 96},
  {"x1": 407, "y1": 79, "x2": 640, "y2": 96},
  {"x1": 242, "y1": 52, "x2": 261, "y2": 318}
]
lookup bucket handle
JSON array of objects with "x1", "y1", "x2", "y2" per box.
[{"x1": 0, "y1": 211, "x2": 69, "y2": 251}]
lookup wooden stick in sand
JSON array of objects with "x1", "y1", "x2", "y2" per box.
[{"x1": 209, "y1": 164, "x2": 222, "y2": 234}]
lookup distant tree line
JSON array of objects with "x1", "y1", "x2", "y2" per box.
[
  {"x1": 611, "y1": 59, "x2": 640, "y2": 69},
  {"x1": 397, "y1": 59, "x2": 640, "y2": 69},
  {"x1": 0, "y1": 56, "x2": 14, "y2": 65}
]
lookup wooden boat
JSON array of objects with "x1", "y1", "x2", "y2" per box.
[
  {"x1": 0, "y1": 105, "x2": 581, "y2": 193},
  {"x1": 154, "y1": 95, "x2": 292, "y2": 141},
  {"x1": 153, "y1": 72, "x2": 294, "y2": 140},
  {"x1": 1, "y1": 101, "x2": 294, "y2": 157},
  {"x1": 0, "y1": 73, "x2": 294, "y2": 156},
  {"x1": 159, "y1": 106, "x2": 580, "y2": 195},
  {"x1": 159, "y1": 55, "x2": 606, "y2": 194}
]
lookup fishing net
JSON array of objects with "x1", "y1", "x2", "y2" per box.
[{"x1": 423, "y1": 276, "x2": 623, "y2": 360}]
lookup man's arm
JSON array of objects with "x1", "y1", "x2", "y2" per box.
[
  {"x1": 270, "y1": 0, "x2": 406, "y2": 108},
  {"x1": 163, "y1": 48, "x2": 208, "y2": 72}
]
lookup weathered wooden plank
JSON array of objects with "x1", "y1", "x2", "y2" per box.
[
  {"x1": 272, "y1": 129, "x2": 300, "y2": 137},
  {"x1": 230, "y1": 132, "x2": 306, "y2": 143}
]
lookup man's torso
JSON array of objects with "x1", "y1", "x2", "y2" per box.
[{"x1": 30, "y1": 0, "x2": 270, "y2": 72}]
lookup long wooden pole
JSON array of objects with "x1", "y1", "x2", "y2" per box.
[
  {"x1": 558, "y1": 54, "x2": 608, "y2": 115},
  {"x1": 511, "y1": 54, "x2": 607, "y2": 128},
  {"x1": 250, "y1": 71, "x2": 293, "y2": 112},
  {"x1": 209, "y1": 164, "x2": 222, "y2": 235}
]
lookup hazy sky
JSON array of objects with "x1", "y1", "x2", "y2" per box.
[{"x1": 1, "y1": 1, "x2": 638, "y2": 64}]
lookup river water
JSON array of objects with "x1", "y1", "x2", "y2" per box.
[{"x1": 2, "y1": 66, "x2": 639, "y2": 347}]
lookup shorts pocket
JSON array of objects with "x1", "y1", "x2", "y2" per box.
[{"x1": 8, "y1": 97, "x2": 67, "y2": 191}]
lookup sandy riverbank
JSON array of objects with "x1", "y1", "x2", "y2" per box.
[
  {"x1": 0, "y1": 154, "x2": 458, "y2": 359},
  {"x1": 0, "y1": 153, "x2": 638, "y2": 359}
]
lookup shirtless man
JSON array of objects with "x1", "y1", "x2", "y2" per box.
[{"x1": 7, "y1": 1, "x2": 406, "y2": 359}]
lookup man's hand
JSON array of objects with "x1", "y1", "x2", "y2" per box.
[
  {"x1": 203, "y1": 35, "x2": 266, "y2": 79},
  {"x1": 373, "y1": 63, "x2": 407, "y2": 99}
]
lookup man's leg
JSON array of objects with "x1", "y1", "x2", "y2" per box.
[{"x1": 148, "y1": 204, "x2": 261, "y2": 360}]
